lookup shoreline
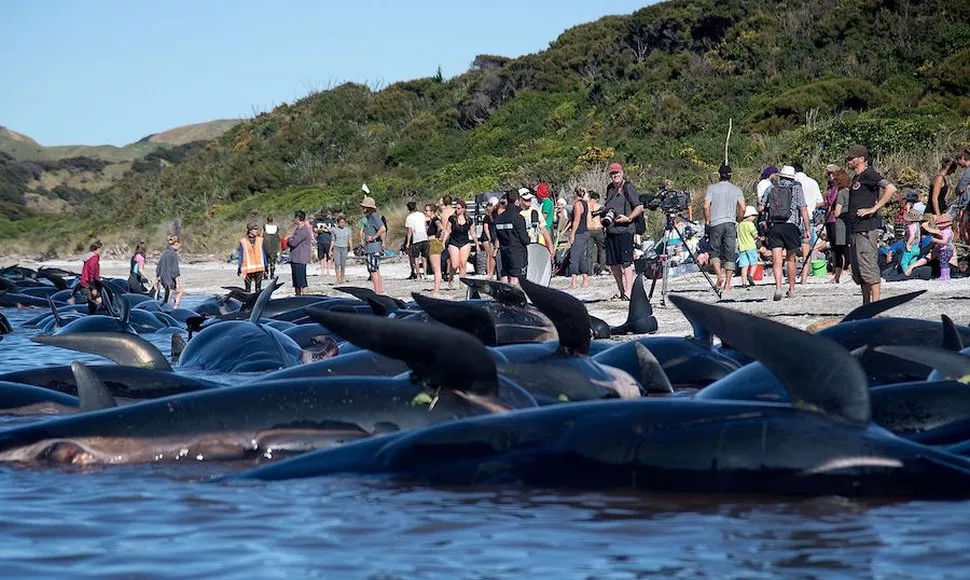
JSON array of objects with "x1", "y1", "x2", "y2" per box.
[{"x1": 4, "y1": 255, "x2": 966, "y2": 339}]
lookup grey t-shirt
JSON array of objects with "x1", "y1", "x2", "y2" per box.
[
  {"x1": 763, "y1": 180, "x2": 807, "y2": 227},
  {"x1": 363, "y1": 212, "x2": 384, "y2": 254},
  {"x1": 704, "y1": 181, "x2": 744, "y2": 226},
  {"x1": 332, "y1": 226, "x2": 351, "y2": 249},
  {"x1": 958, "y1": 166, "x2": 970, "y2": 196}
]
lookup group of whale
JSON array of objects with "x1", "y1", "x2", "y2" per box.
[{"x1": 3, "y1": 262, "x2": 970, "y2": 498}]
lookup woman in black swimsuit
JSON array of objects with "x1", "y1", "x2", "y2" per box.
[{"x1": 444, "y1": 200, "x2": 479, "y2": 288}]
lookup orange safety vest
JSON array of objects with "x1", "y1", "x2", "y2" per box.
[{"x1": 240, "y1": 236, "x2": 265, "y2": 275}]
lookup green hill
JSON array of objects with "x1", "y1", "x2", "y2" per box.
[{"x1": 4, "y1": 0, "x2": 970, "y2": 254}]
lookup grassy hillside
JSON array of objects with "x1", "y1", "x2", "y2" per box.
[
  {"x1": 4, "y1": 0, "x2": 970, "y2": 256},
  {"x1": 0, "y1": 120, "x2": 241, "y2": 228}
]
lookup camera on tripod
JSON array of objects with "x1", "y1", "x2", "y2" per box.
[
  {"x1": 591, "y1": 207, "x2": 617, "y2": 228},
  {"x1": 644, "y1": 185, "x2": 691, "y2": 214}
]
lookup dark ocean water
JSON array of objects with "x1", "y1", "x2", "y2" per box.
[{"x1": 1, "y1": 302, "x2": 969, "y2": 579}]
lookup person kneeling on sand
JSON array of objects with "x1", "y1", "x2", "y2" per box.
[{"x1": 905, "y1": 214, "x2": 955, "y2": 279}]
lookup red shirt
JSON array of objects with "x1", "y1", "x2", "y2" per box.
[{"x1": 80, "y1": 253, "x2": 100, "y2": 288}]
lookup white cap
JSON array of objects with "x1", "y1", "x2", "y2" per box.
[
  {"x1": 520, "y1": 192, "x2": 535, "y2": 201},
  {"x1": 517, "y1": 187, "x2": 531, "y2": 196},
  {"x1": 779, "y1": 165, "x2": 797, "y2": 180},
  {"x1": 488, "y1": 196, "x2": 499, "y2": 206}
]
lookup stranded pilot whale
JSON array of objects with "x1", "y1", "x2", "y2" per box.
[
  {"x1": 236, "y1": 295, "x2": 970, "y2": 499},
  {"x1": 0, "y1": 308, "x2": 534, "y2": 466}
]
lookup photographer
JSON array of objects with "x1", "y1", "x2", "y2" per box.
[{"x1": 602, "y1": 162, "x2": 644, "y2": 300}]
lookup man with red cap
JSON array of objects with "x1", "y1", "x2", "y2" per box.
[
  {"x1": 536, "y1": 182, "x2": 554, "y2": 232},
  {"x1": 602, "y1": 162, "x2": 644, "y2": 300}
]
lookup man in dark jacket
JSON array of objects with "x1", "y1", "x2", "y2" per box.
[{"x1": 262, "y1": 216, "x2": 281, "y2": 279}]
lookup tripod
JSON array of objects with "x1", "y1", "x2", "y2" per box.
[{"x1": 647, "y1": 211, "x2": 722, "y2": 306}]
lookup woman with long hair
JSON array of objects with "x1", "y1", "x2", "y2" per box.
[
  {"x1": 824, "y1": 167, "x2": 852, "y2": 283},
  {"x1": 425, "y1": 203, "x2": 444, "y2": 297},
  {"x1": 444, "y1": 199, "x2": 479, "y2": 289},
  {"x1": 127, "y1": 241, "x2": 150, "y2": 293}
]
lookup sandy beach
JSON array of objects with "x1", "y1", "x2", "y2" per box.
[{"x1": 9, "y1": 253, "x2": 965, "y2": 338}]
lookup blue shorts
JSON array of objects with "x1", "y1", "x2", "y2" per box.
[
  {"x1": 737, "y1": 249, "x2": 758, "y2": 267},
  {"x1": 366, "y1": 253, "x2": 381, "y2": 273}
]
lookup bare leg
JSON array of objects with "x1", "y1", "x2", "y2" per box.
[
  {"x1": 447, "y1": 246, "x2": 460, "y2": 289},
  {"x1": 372, "y1": 271, "x2": 383, "y2": 295},
  {"x1": 786, "y1": 253, "x2": 797, "y2": 293},
  {"x1": 458, "y1": 245, "x2": 471, "y2": 279},
  {"x1": 799, "y1": 244, "x2": 810, "y2": 284},
  {"x1": 622, "y1": 265, "x2": 635, "y2": 298},
  {"x1": 430, "y1": 252, "x2": 442, "y2": 297},
  {"x1": 712, "y1": 260, "x2": 723, "y2": 290},
  {"x1": 610, "y1": 265, "x2": 625, "y2": 297}
]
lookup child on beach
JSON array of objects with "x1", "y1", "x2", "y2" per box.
[
  {"x1": 899, "y1": 209, "x2": 923, "y2": 274},
  {"x1": 905, "y1": 214, "x2": 955, "y2": 279},
  {"x1": 736, "y1": 205, "x2": 759, "y2": 288}
]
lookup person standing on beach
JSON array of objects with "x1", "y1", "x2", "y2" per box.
[
  {"x1": 493, "y1": 189, "x2": 530, "y2": 286},
  {"x1": 760, "y1": 165, "x2": 810, "y2": 301},
  {"x1": 603, "y1": 162, "x2": 644, "y2": 301},
  {"x1": 313, "y1": 211, "x2": 334, "y2": 277},
  {"x1": 361, "y1": 196, "x2": 386, "y2": 294},
  {"x1": 845, "y1": 144, "x2": 897, "y2": 305},
  {"x1": 704, "y1": 163, "x2": 746, "y2": 294},
  {"x1": 287, "y1": 211, "x2": 312, "y2": 296},
  {"x1": 127, "y1": 242, "x2": 150, "y2": 293},
  {"x1": 156, "y1": 235, "x2": 184, "y2": 308},
  {"x1": 330, "y1": 215, "x2": 351, "y2": 285},
  {"x1": 262, "y1": 216, "x2": 280, "y2": 280},
  {"x1": 237, "y1": 222, "x2": 267, "y2": 293},
  {"x1": 79, "y1": 240, "x2": 104, "y2": 314},
  {"x1": 405, "y1": 201, "x2": 429, "y2": 280}
]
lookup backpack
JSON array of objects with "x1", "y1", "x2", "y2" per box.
[{"x1": 769, "y1": 184, "x2": 795, "y2": 224}]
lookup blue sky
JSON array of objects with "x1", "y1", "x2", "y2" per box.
[{"x1": 0, "y1": 0, "x2": 655, "y2": 146}]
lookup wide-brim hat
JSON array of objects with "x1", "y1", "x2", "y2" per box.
[
  {"x1": 778, "y1": 165, "x2": 797, "y2": 180},
  {"x1": 360, "y1": 196, "x2": 377, "y2": 209},
  {"x1": 743, "y1": 205, "x2": 759, "y2": 218}
]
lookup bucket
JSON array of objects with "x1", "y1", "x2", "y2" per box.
[
  {"x1": 751, "y1": 262, "x2": 764, "y2": 281},
  {"x1": 811, "y1": 259, "x2": 828, "y2": 277}
]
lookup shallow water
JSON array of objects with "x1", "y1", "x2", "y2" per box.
[{"x1": 2, "y1": 302, "x2": 970, "y2": 578}]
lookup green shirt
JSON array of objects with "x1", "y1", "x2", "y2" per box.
[
  {"x1": 737, "y1": 219, "x2": 757, "y2": 252},
  {"x1": 540, "y1": 198, "x2": 554, "y2": 230}
]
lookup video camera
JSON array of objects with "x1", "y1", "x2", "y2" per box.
[{"x1": 644, "y1": 184, "x2": 691, "y2": 214}]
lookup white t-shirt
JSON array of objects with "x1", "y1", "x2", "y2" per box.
[
  {"x1": 795, "y1": 172, "x2": 823, "y2": 220},
  {"x1": 756, "y1": 178, "x2": 773, "y2": 204},
  {"x1": 405, "y1": 211, "x2": 428, "y2": 243}
]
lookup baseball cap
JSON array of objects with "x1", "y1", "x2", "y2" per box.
[
  {"x1": 845, "y1": 144, "x2": 869, "y2": 160},
  {"x1": 608, "y1": 162, "x2": 623, "y2": 174},
  {"x1": 517, "y1": 187, "x2": 531, "y2": 196},
  {"x1": 521, "y1": 191, "x2": 535, "y2": 201},
  {"x1": 488, "y1": 196, "x2": 499, "y2": 206},
  {"x1": 718, "y1": 163, "x2": 732, "y2": 177}
]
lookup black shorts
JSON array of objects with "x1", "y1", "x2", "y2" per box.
[
  {"x1": 366, "y1": 253, "x2": 381, "y2": 273},
  {"x1": 500, "y1": 248, "x2": 527, "y2": 279},
  {"x1": 290, "y1": 262, "x2": 308, "y2": 289},
  {"x1": 317, "y1": 242, "x2": 331, "y2": 260},
  {"x1": 409, "y1": 240, "x2": 429, "y2": 260},
  {"x1": 605, "y1": 233, "x2": 634, "y2": 267},
  {"x1": 766, "y1": 222, "x2": 802, "y2": 252}
]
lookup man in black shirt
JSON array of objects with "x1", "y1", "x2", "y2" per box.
[
  {"x1": 603, "y1": 162, "x2": 644, "y2": 300},
  {"x1": 493, "y1": 190, "x2": 531, "y2": 285},
  {"x1": 845, "y1": 144, "x2": 897, "y2": 305}
]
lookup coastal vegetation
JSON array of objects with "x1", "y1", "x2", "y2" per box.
[{"x1": 2, "y1": 0, "x2": 969, "y2": 255}]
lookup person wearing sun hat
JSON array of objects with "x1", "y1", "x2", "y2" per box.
[
  {"x1": 845, "y1": 144, "x2": 898, "y2": 304},
  {"x1": 603, "y1": 161, "x2": 644, "y2": 300},
  {"x1": 359, "y1": 195, "x2": 385, "y2": 294},
  {"x1": 905, "y1": 213, "x2": 954, "y2": 278},
  {"x1": 736, "y1": 205, "x2": 760, "y2": 289}
]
